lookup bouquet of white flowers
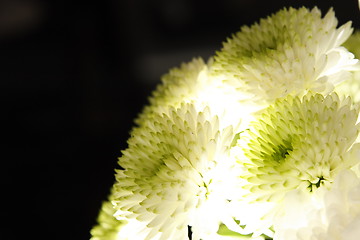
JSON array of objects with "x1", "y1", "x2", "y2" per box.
[{"x1": 90, "y1": 6, "x2": 360, "y2": 240}]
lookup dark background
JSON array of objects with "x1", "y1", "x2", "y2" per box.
[{"x1": 2, "y1": 0, "x2": 359, "y2": 239}]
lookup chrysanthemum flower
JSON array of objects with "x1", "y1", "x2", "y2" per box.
[
  {"x1": 213, "y1": 7, "x2": 359, "y2": 105},
  {"x1": 237, "y1": 92, "x2": 359, "y2": 201},
  {"x1": 231, "y1": 92, "x2": 360, "y2": 235},
  {"x1": 113, "y1": 103, "x2": 242, "y2": 240},
  {"x1": 273, "y1": 169, "x2": 360, "y2": 240}
]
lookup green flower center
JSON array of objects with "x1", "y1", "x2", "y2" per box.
[{"x1": 270, "y1": 140, "x2": 293, "y2": 163}]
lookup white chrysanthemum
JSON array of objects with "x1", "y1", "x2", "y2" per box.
[
  {"x1": 336, "y1": 31, "x2": 360, "y2": 103},
  {"x1": 231, "y1": 92, "x2": 360, "y2": 235},
  {"x1": 213, "y1": 7, "x2": 359, "y2": 105},
  {"x1": 113, "y1": 103, "x2": 242, "y2": 240},
  {"x1": 273, "y1": 168, "x2": 360, "y2": 240},
  {"x1": 237, "y1": 92, "x2": 359, "y2": 200}
]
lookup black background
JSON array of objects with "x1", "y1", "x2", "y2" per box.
[{"x1": 2, "y1": 0, "x2": 359, "y2": 239}]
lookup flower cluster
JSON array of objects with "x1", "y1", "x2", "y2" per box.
[{"x1": 91, "y1": 7, "x2": 360, "y2": 240}]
